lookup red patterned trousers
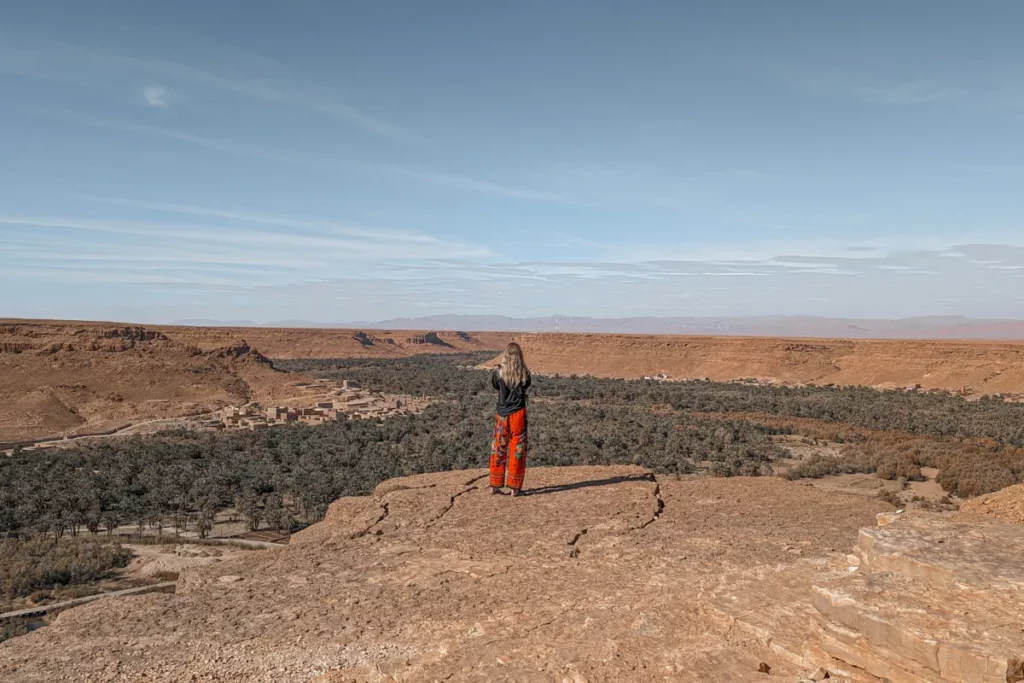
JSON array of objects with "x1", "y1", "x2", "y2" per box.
[{"x1": 490, "y1": 408, "x2": 527, "y2": 490}]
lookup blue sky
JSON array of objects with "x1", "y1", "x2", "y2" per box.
[{"x1": 2, "y1": 1, "x2": 1024, "y2": 323}]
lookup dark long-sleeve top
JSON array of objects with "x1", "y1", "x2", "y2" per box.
[{"x1": 491, "y1": 368, "x2": 531, "y2": 417}]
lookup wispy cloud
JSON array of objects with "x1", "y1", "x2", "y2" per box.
[
  {"x1": 80, "y1": 196, "x2": 444, "y2": 244},
  {"x1": 71, "y1": 116, "x2": 328, "y2": 166},
  {"x1": 853, "y1": 81, "x2": 965, "y2": 105},
  {"x1": 4, "y1": 244, "x2": 314, "y2": 270},
  {"x1": 143, "y1": 242, "x2": 1023, "y2": 320},
  {"x1": 69, "y1": 117, "x2": 572, "y2": 204},
  {"x1": 5, "y1": 221, "x2": 1023, "y2": 318},
  {"x1": 773, "y1": 64, "x2": 976, "y2": 109},
  {"x1": 791, "y1": 69, "x2": 1024, "y2": 113},
  {"x1": 142, "y1": 85, "x2": 170, "y2": 107},
  {"x1": 0, "y1": 34, "x2": 424, "y2": 145},
  {"x1": 384, "y1": 167, "x2": 570, "y2": 203},
  {"x1": 0, "y1": 205, "x2": 502, "y2": 305},
  {"x1": 529, "y1": 163, "x2": 689, "y2": 208},
  {"x1": 0, "y1": 215, "x2": 489, "y2": 261}
]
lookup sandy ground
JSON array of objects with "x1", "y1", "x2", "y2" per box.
[{"x1": 121, "y1": 544, "x2": 253, "y2": 580}]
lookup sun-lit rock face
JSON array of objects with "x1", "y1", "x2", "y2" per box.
[
  {"x1": 811, "y1": 514, "x2": 1024, "y2": 683},
  {"x1": 3, "y1": 465, "x2": 1021, "y2": 683}
]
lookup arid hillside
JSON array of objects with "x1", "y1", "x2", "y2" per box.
[
  {"x1": 0, "y1": 320, "x2": 511, "y2": 442},
  {"x1": 148, "y1": 324, "x2": 513, "y2": 359},
  {"x1": 0, "y1": 321, "x2": 307, "y2": 443},
  {"x1": 508, "y1": 333, "x2": 1024, "y2": 395}
]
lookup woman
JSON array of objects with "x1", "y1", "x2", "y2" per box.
[{"x1": 489, "y1": 342, "x2": 531, "y2": 496}]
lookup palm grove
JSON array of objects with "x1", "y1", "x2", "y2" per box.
[{"x1": 3, "y1": 352, "x2": 1024, "y2": 542}]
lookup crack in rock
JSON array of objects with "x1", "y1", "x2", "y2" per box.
[
  {"x1": 480, "y1": 607, "x2": 575, "y2": 648},
  {"x1": 520, "y1": 607, "x2": 575, "y2": 637},
  {"x1": 424, "y1": 485, "x2": 479, "y2": 529},
  {"x1": 639, "y1": 474, "x2": 665, "y2": 530},
  {"x1": 350, "y1": 502, "x2": 389, "y2": 539},
  {"x1": 462, "y1": 473, "x2": 489, "y2": 487},
  {"x1": 375, "y1": 472, "x2": 485, "y2": 497},
  {"x1": 565, "y1": 472, "x2": 664, "y2": 557},
  {"x1": 567, "y1": 528, "x2": 588, "y2": 558}
]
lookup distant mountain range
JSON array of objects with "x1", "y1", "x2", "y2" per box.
[{"x1": 173, "y1": 315, "x2": 1024, "y2": 340}]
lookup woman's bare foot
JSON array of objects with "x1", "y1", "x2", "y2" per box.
[
  {"x1": 488, "y1": 486, "x2": 503, "y2": 495},
  {"x1": 509, "y1": 488, "x2": 523, "y2": 497}
]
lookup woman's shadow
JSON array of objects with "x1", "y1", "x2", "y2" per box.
[{"x1": 523, "y1": 473, "x2": 654, "y2": 496}]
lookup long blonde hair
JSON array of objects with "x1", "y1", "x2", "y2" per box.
[{"x1": 499, "y1": 342, "x2": 530, "y2": 387}]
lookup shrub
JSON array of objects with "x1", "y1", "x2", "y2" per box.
[
  {"x1": 875, "y1": 454, "x2": 924, "y2": 482},
  {"x1": 0, "y1": 538, "x2": 133, "y2": 603},
  {"x1": 875, "y1": 489, "x2": 902, "y2": 508},
  {"x1": 784, "y1": 454, "x2": 873, "y2": 480},
  {"x1": 1, "y1": 618, "x2": 30, "y2": 643},
  {"x1": 937, "y1": 460, "x2": 1018, "y2": 498}
]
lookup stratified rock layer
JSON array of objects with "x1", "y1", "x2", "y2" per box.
[{"x1": 813, "y1": 514, "x2": 1024, "y2": 683}]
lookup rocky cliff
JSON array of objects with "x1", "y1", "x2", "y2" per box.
[{"x1": 146, "y1": 323, "x2": 512, "y2": 359}]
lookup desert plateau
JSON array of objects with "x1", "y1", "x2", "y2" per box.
[
  {"x1": 4, "y1": 318, "x2": 1024, "y2": 682},
  {"x1": 7, "y1": 319, "x2": 1024, "y2": 446}
]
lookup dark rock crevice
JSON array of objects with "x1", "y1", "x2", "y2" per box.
[
  {"x1": 351, "y1": 502, "x2": 390, "y2": 538},
  {"x1": 639, "y1": 474, "x2": 665, "y2": 530},
  {"x1": 424, "y1": 485, "x2": 479, "y2": 529},
  {"x1": 567, "y1": 528, "x2": 588, "y2": 558}
]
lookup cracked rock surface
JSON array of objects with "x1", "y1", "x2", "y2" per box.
[{"x1": 0, "y1": 466, "x2": 889, "y2": 683}]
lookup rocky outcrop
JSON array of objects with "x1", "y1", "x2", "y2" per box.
[
  {"x1": 0, "y1": 325, "x2": 171, "y2": 355},
  {"x1": 209, "y1": 341, "x2": 274, "y2": 367},
  {"x1": 143, "y1": 321, "x2": 512, "y2": 358},
  {"x1": 404, "y1": 331, "x2": 453, "y2": 347},
  {"x1": 810, "y1": 514, "x2": 1024, "y2": 683},
  {"x1": 706, "y1": 510, "x2": 1024, "y2": 683},
  {"x1": 3, "y1": 467, "x2": 1019, "y2": 682},
  {"x1": 0, "y1": 468, "x2": 890, "y2": 682},
  {"x1": 353, "y1": 330, "x2": 375, "y2": 347},
  {"x1": 1, "y1": 318, "x2": 515, "y2": 360},
  {"x1": 100, "y1": 327, "x2": 169, "y2": 343}
]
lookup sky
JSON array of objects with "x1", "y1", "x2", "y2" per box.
[{"x1": 2, "y1": 1, "x2": 1024, "y2": 324}]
